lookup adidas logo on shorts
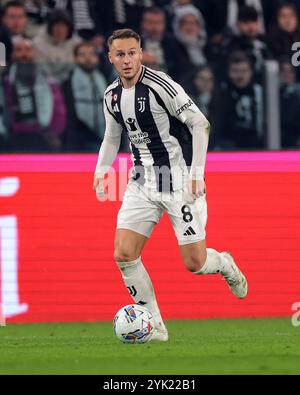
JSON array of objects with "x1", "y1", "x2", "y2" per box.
[{"x1": 183, "y1": 226, "x2": 196, "y2": 236}]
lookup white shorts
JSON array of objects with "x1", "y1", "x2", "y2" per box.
[{"x1": 117, "y1": 181, "x2": 207, "y2": 245}]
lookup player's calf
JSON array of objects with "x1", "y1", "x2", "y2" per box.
[
  {"x1": 115, "y1": 256, "x2": 167, "y2": 337},
  {"x1": 180, "y1": 241, "x2": 207, "y2": 273},
  {"x1": 182, "y1": 247, "x2": 248, "y2": 299}
]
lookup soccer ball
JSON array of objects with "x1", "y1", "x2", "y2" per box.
[{"x1": 113, "y1": 304, "x2": 154, "y2": 344}]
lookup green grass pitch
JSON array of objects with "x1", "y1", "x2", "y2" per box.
[{"x1": 0, "y1": 318, "x2": 299, "y2": 375}]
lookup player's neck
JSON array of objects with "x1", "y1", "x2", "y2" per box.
[{"x1": 120, "y1": 65, "x2": 143, "y2": 89}]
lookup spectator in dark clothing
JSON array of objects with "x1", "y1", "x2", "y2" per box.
[
  {"x1": 95, "y1": 0, "x2": 153, "y2": 35},
  {"x1": 214, "y1": 52, "x2": 264, "y2": 150},
  {"x1": 63, "y1": 42, "x2": 107, "y2": 152},
  {"x1": 284, "y1": 0, "x2": 300, "y2": 16},
  {"x1": 198, "y1": 0, "x2": 278, "y2": 67},
  {"x1": 0, "y1": 1, "x2": 28, "y2": 63},
  {"x1": 222, "y1": 6, "x2": 271, "y2": 77},
  {"x1": 1, "y1": 1, "x2": 28, "y2": 35},
  {"x1": 47, "y1": 0, "x2": 103, "y2": 40},
  {"x1": 172, "y1": 4, "x2": 207, "y2": 74},
  {"x1": 3, "y1": 37, "x2": 66, "y2": 152},
  {"x1": 267, "y1": 2, "x2": 300, "y2": 60},
  {"x1": 22, "y1": 0, "x2": 48, "y2": 36},
  {"x1": 198, "y1": 0, "x2": 278, "y2": 38},
  {"x1": 162, "y1": 0, "x2": 203, "y2": 32},
  {"x1": 189, "y1": 65, "x2": 219, "y2": 149},
  {"x1": 140, "y1": 6, "x2": 186, "y2": 80},
  {"x1": 279, "y1": 60, "x2": 300, "y2": 148},
  {"x1": 47, "y1": 0, "x2": 117, "y2": 80},
  {"x1": 190, "y1": 65, "x2": 216, "y2": 118}
]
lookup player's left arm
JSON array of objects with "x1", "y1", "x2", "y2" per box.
[{"x1": 161, "y1": 77, "x2": 210, "y2": 197}]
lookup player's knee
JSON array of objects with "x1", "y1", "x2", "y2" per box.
[{"x1": 184, "y1": 255, "x2": 206, "y2": 273}]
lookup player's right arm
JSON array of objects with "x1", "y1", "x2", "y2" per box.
[{"x1": 93, "y1": 94, "x2": 122, "y2": 195}]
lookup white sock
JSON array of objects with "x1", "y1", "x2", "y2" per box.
[
  {"x1": 194, "y1": 248, "x2": 229, "y2": 275},
  {"x1": 116, "y1": 257, "x2": 165, "y2": 330}
]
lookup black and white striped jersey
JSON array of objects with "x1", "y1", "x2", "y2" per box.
[{"x1": 103, "y1": 66, "x2": 209, "y2": 192}]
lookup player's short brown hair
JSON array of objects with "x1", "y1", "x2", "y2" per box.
[{"x1": 107, "y1": 29, "x2": 141, "y2": 49}]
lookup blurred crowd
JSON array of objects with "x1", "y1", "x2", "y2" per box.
[{"x1": 0, "y1": 0, "x2": 300, "y2": 153}]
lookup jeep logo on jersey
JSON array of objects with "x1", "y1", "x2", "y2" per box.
[
  {"x1": 137, "y1": 97, "x2": 146, "y2": 113},
  {"x1": 126, "y1": 118, "x2": 138, "y2": 131}
]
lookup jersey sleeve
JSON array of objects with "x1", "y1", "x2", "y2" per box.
[
  {"x1": 103, "y1": 92, "x2": 123, "y2": 138},
  {"x1": 94, "y1": 92, "x2": 122, "y2": 176},
  {"x1": 159, "y1": 76, "x2": 209, "y2": 131}
]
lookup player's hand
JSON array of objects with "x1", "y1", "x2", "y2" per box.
[
  {"x1": 93, "y1": 174, "x2": 106, "y2": 198},
  {"x1": 187, "y1": 179, "x2": 206, "y2": 200}
]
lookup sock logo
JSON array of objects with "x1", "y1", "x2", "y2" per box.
[
  {"x1": 183, "y1": 226, "x2": 196, "y2": 236},
  {"x1": 127, "y1": 286, "x2": 137, "y2": 297},
  {"x1": 137, "y1": 301, "x2": 147, "y2": 306}
]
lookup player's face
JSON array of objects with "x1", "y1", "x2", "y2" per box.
[{"x1": 109, "y1": 38, "x2": 142, "y2": 81}]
